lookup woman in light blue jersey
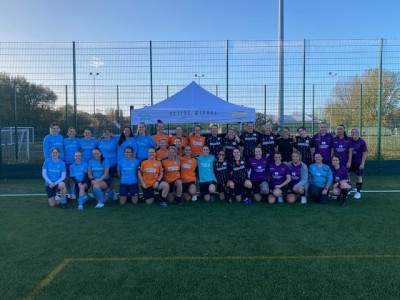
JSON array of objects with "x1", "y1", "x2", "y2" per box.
[
  {"x1": 43, "y1": 122, "x2": 64, "y2": 160},
  {"x1": 117, "y1": 127, "x2": 137, "y2": 164},
  {"x1": 70, "y1": 151, "x2": 90, "y2": 210},
  {"x1": 42, "y1": 147, "x2": 67, "y2": 208},
  {"x1": 117, "y1": 146, "x2": 140, "y2": 205},
  {"x1": 79, "y1": 129, "x2": 98, "y2": 164},
  {"x1": 63, "y1": 127, "x2": 80, "y2": 199},
  {"x1": 196, "y1": 145, "x2": 217, "y2": 202},
  {"x1": 135, "y1": 122, "x2": 156, "y2": 162},
  {"x1": 308, "y1": 153, "x2": 333, "y2": 204},
  {"x1": 98, "y1": 128, "x2": 118, "y2": 201},
  {"x1": 88, "y1": 148, "x2": 110, "y2": 208}
]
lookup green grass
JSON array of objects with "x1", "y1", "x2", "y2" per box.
[{"x1": 1, "y1": 175, "x2": 400, "y2": 299}]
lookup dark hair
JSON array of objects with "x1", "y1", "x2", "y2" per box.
[
  {"x1": 93, "y1": 148, "x2": 104, "y2": 163},
  {"x1": 50, "y1": 147, "x2": 60, "y2": 153},
  {"x1": 337, "y1": 124, "x2": 347, "y2": 138},
  {"x1": 103, "y1": 128, "x2": 111, "y2": 134},
  {"x1": 332, "y1": 154, "x2": 341, "y2": 162},
  {"x1": 274, "y1": 151, "x2": 282, "y2": 157},
  {"x1": 297, "y1": 126, "x2": 306, "y2": 132},
  {"x1": 118, "y1": 127, "x2": 133, "y2": 146},
  {"x1": 124, "y1": 146, "x2": 134, "y2": 153}
]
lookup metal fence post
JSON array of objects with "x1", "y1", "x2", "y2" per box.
[
  {"x1": 302, "y1": 39, "x2": 306, "y2": 127},
  {"x1": 377, "y1": 38, "x2": 383, "y2": 172},
  {"x1": 150, "y1": 41, "x2": 153, "y2": 106},
  {"x1": 14, "y1": 84, "x2": 18, "y2": 162},
  {"x1": 226, "y1": 40, "x2": 229, "y2": 102},
  {"x1": 73, "y1": 42, "x2": 78, "y2": 131},
  {"x1": 312, "y1": 84, "x2": 315, "y2": 136},
  {"x1": 116, "y1": 85, "x2": 120, "y2": 124},
  {"x1": 359, "y1": 84, "x2": 363, "y2": 137},
  {"x1": 264, "y1": 85, "x2": 267, "y2": 121},
  {"x1": 65, "y1": 85, "x2": 68, "y2": 130}
]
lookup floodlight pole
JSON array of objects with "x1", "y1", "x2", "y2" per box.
[
  {"x1": 90, "y1": 72, "x2": 99, "y2": 137},
  {"x1": 277, "y1": 0, "x2": 284, "y2": 129},
  {"x1": 195, "y1": 74, "x2": 204, "y2": 85}
]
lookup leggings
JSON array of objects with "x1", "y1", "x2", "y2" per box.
[{"x1": 308, "y1": 184, "x2": 329, "y2": 204}]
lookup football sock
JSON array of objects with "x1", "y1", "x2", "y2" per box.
[
  {"x1": 78, "y1": 195, "x2": 84, "y2": 206},
  {"x1": 356, "y1": 182, "x2": 362, "y2": 193},
  {"x1": 94, "y1": 189, "x2": 103, "y2": 204},
  {"x1": 245, "y1": 187, "x2": 252, "y2": 199},
  {"x1": 341, "y1": 188, "x2": 348, "y2": 201}
]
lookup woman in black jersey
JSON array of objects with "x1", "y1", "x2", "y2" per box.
[
  {"x1": 275, "y1": 127, "x2": 294, "y2": 163},
  {"x1": 293, "y1": 126, "x2": 313, "y2": 166},
  {"x1": 224, "y1": 128, "x2": 240, "y2": 162},
  {"x1": 261, "y1": 124, "x2": 279, "y2": 162},
  {"x1": 227, "y1": 148, "x2": 253, "y2": 205},
  {"x1": 213, "y1": 150, "x2": 231, "y2": 203}
]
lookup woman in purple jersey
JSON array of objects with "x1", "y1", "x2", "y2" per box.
[
  {"x1": 311, "y1": 122, "x2": 334, "y2": 165},
  {"x1": 349, "y1": 128, "x2": 368, "y2": 199},
  {"x1": 331, "y1": 124, "x2": 353, "y2": 168},
  {"x1": 286, "y1": 151, "x2": 309, "y2": 204},
  {"x1": 267, "y1": 152, "x2": 291, "y2": 204},
  {"x1": 331, "y1": 155, "x2": 351, "y2": 206},
  {"x1": 248, "y1": 147, "x2": 270, "y2": 202}
]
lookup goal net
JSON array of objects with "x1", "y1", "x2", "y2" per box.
[{"x1": 1, "y1": 127, "x2": 34, "y2": 163}]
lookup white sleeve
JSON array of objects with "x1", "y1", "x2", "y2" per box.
[
  {"x1": 54, "y1": 172, "x2": 66, "y2": 185},
  {"x1": 42, "y1": 169, "x2": 52, "y2": 185}
]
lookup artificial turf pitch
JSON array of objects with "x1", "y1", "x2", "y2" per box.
[{"x1": 0, "y1": 175, "x2": 399, "y2": 299}]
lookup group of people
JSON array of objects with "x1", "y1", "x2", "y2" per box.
[{"x1": 42, "y1": 120, "x2": 367, "y2": 210}]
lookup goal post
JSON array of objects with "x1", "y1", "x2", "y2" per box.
[{"x1": 1, "y1": 127, "x2": 34, "y2": 163}]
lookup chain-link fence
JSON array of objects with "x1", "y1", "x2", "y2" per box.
[{"x1": 0, "y1": 39, "x2": 399, "y2": 165}]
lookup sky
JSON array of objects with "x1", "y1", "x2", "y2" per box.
[{"x1": 1, "y1": 0, "x2": 399, "y2": 42}]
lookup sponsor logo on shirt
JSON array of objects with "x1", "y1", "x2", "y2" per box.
[{"x1": 146, "y1": 168, "x2": 156, "y2": 173}]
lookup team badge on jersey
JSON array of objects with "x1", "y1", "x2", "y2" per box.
[
  {"x1": 253, "y1": 133, "x2": 256, "y2": 136},
  {"x1": 223, "y1": 162, "x2": 226, "y2": 166}
]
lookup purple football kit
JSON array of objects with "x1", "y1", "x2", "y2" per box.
[
  {"x1": 288, "y1": 163, "x2": 302, "y2": 186},
  {"x1": 332, "y1": 136, "x2": 353, "y2": 166},
  {"x1": 312, "y1": 133, "x2": 333, "y2": 163},
  {"x1": 248, "y1": 157, "x2": 269, "y2": 182},
  {"x1": 268, "y1": 163, "x2": 290, "y2": 188}
]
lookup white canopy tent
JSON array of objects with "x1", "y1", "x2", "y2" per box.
[{"x1": 130, "y1": 81, "x2": 256, "y2": 125}]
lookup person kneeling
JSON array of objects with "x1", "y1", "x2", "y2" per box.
[
  {"x1": 268, "y1": 152, "x2": 291, "y2": 204},
  {"x1": 286, "y1": 151, "x2": 309, "y2": 204}
]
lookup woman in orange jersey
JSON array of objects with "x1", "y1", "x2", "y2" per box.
[
  {"x1": 188, "y1": 125, "x2": 206, "y2": 157},
  {"x1": 170, "y1": 126, "x2": 188, "y2": 147},
  {"x1": 138, "y1": 148, "x2": 169, "y2": 205},
  {"x1": 152, "y1": 120, "x2": 170, "y2": 147},
  {"x1": 155, "y1": 138, "x2": 169, "y2": 161},
  {"x1": 172, "y1": 137, "x2": 185, "y2": 157},
  {"x1": 180, "y1": 146, "x2": 198, "y2": 201},
  {"x1": 161, "y1": 146, "x2": 183, "y2": 206}
]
